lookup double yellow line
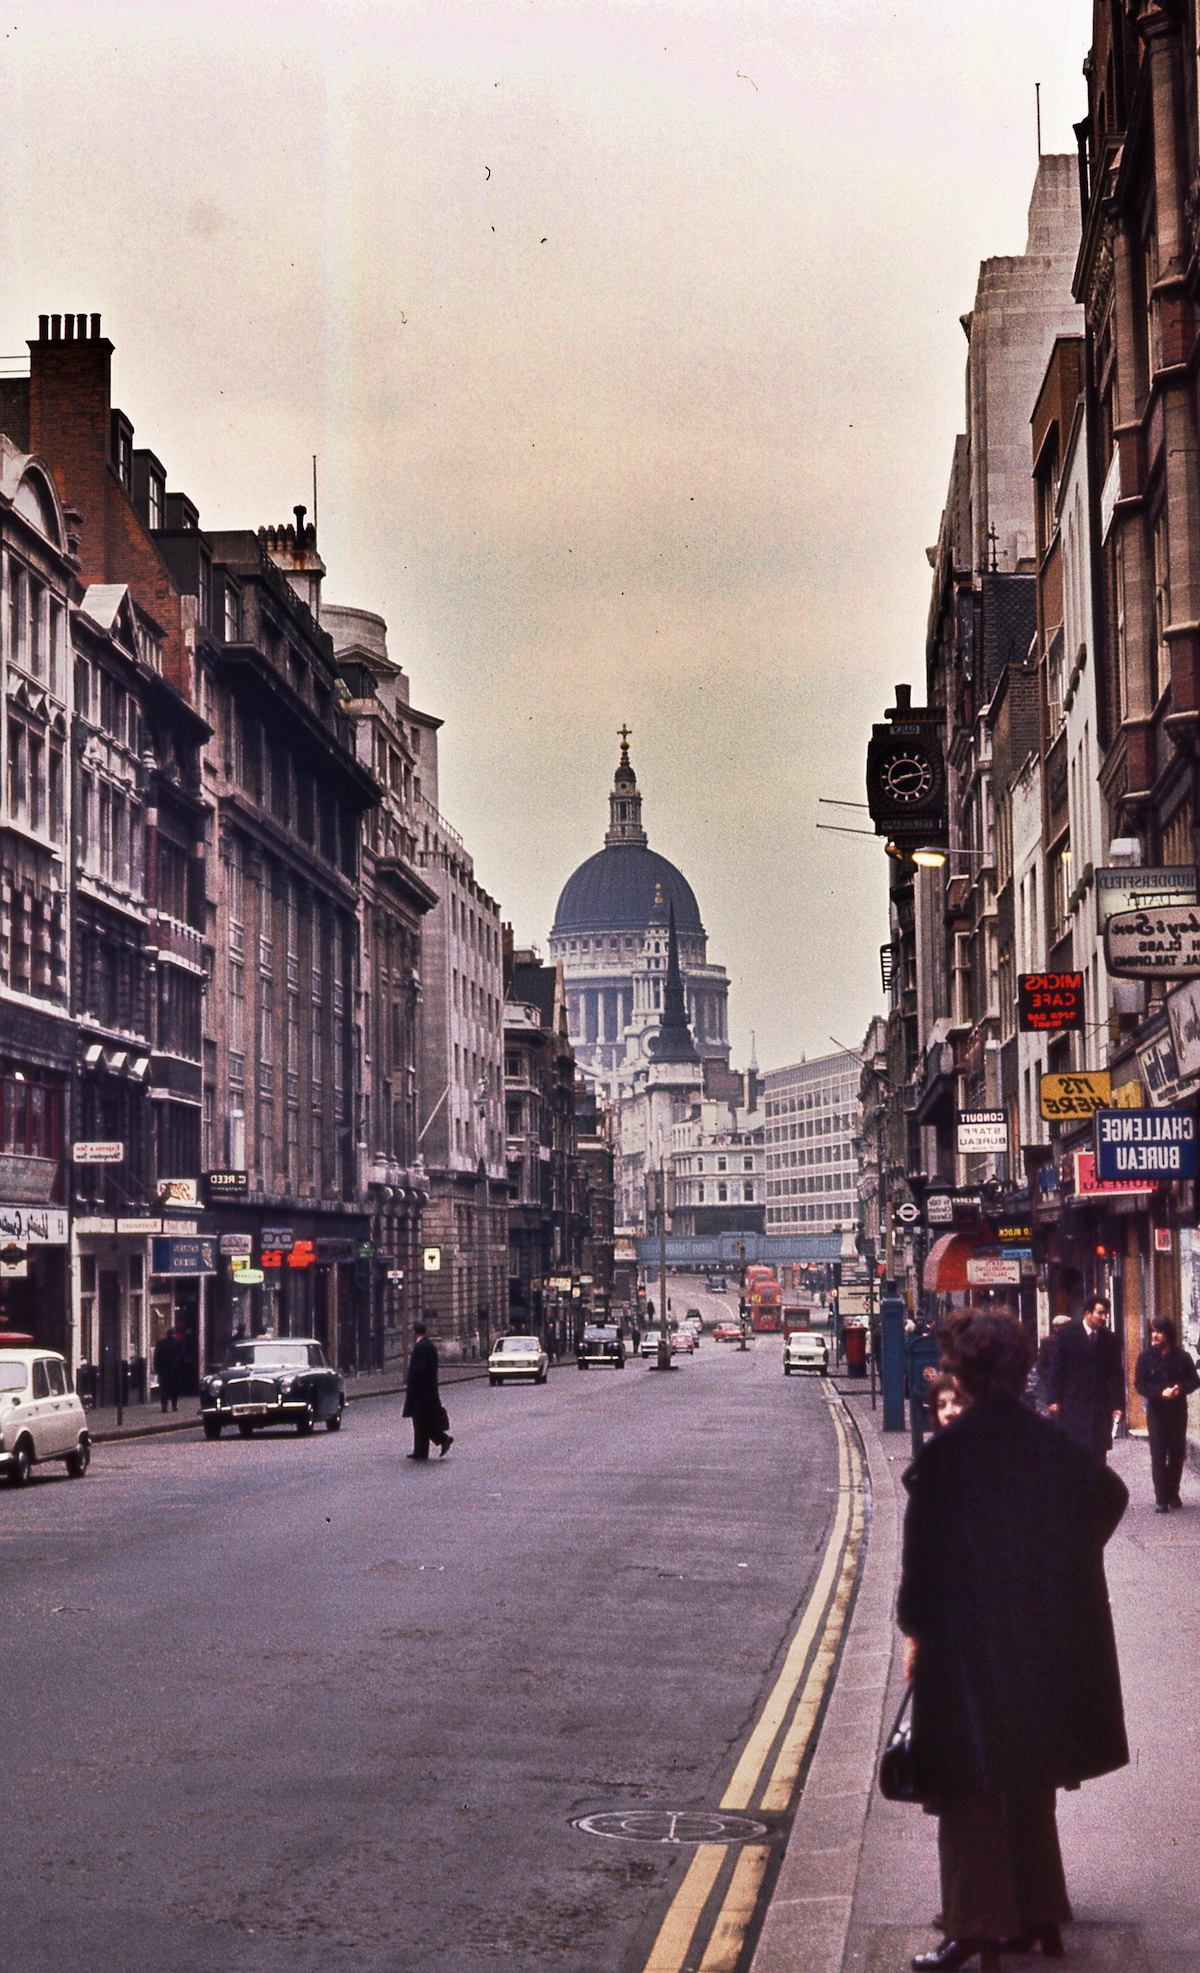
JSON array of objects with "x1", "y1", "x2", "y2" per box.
[{"x1": 641, "y1": 1392, "x2": 866, "y2": 1973}]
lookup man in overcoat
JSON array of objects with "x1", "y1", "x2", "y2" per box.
[
  {"x1": 1134, "y1": 1315, "x2": 1199, "y2": 1510},
  {"x1": 1046, "y1": 1296, "x2": 1124, "y2": 1461},
  {"x1": 899, "y1": 1311, "x2": 1128, "y2": 1970},
  {"x1": 403, "y1": 1320, "x2": 453, "y2": 1461}
]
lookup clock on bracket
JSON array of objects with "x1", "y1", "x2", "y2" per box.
[{"x1": 865, "y1": 724, "x2": 946, "y2": 835}]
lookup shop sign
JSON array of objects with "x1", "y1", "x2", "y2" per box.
[
  {"x1": 1104, "y1": 904, "x2": 1200, "y2": 978},
  {"x1": 996, "y1": 1222, "x2": 1032, "y2": 1245},
  {"x1": 72, "y1": 1141, "x2": 124, "y2": 1163},
  {"x1": 151, "y1": 1236, "x2": 218, "y2": 1275},
  {"x1": 205, "y1": 1170, "x2": 249, "y2": 1198},
  {"x1": 315, "y1": 1237, "x2": 355, "y2": 1263},
  {"x1": 219, "y1": 1233, "x2": 253, "y2": 1257},
  {"x1": 232, "y1": 1268, "x2": 265, "y2": 1286},
  {"x1": 1070, "y1": 1150, "x2": 1157, "y2": 1198},
  {"x1": 357, "y1": 1241, "x2": 376, "y2": 1261},
  {"x1": 1138, "y1": 1016, "x2": 1200, "y2": 1109},
  {"x1": 1095, "y1": 1107, "x2": 1197, "y2": 1181},
  {"x1": 0, "y1": 1257, "x2": 27, "y2": 1279},
  {"x1": 422, "y1": 1247, "x2": 442, "y2": 1272},
  {"x1": 287, "y1": 1240, "x2": 316, "y2": 1269},
  {"x1": 1154, "y1": 1228, "x2": 1174, "y2": 1253},
  {"x1": 1040, "y1": 1071, "x2": 1111, "y2": 1121},
  {"x1": 73, "y1": 1217, "x2": 116, "y2": 1234},
  {"x1": 1096, "y1": 865, "x2": 1197, "y2": 926},
  {"x1": 387, "y1": 1268, "x2": 405, "y2": 1283},
  {"x1": 925, "y1": 1192, "x2": 954, "y2": 1225},
  {"x1": 966, "y1": 1255, "x2": 1021, "y2": 1286},
  {"x1": 1167, "y1": 977, "x2": 1200, "y2": 1082},
  {"x1": 1017, "y1": 975, "x2": 1085, "y2": 1033},
  {"x1": 0, "y1": 1206, "x2": 68, "y2": 1245},
  {"x1": 956, "y1": 1109, "x2": 1008, "y2": 1154},
  {"x1": 261, "y1": 1227, "x2": 294, "y2": 1250},
  {"x1": 117, "y1": 1217, "x2": 162, "y2": 1234},
  {"x1": 156, "y1": 1177, "x2": 199, "y2": 1207}
]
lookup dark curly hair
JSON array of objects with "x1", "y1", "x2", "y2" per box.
[{"x1": 940, "y1": 1310, "x2": 1032, "y2": 1402}]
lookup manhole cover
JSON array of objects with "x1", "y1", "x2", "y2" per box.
[{"x1": 571, "y1": 1810, "x2": 768, "y2": 1845}]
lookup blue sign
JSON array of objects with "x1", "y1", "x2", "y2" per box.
[
  {"x1": 151, "y1": 1236, "x2": 218, "y2": 1276},
  {"x1": 1094, "y1": 1108, "x2": 1197, "y2": 1181}
]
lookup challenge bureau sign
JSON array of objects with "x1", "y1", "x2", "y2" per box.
[{"x1": 1094, "y1": 1108, "x2": 1198, "y2": 1181}]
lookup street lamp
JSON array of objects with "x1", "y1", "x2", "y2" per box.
[{"x1": 645, "y1": 1164, "x2": 674, "y2": 1371}]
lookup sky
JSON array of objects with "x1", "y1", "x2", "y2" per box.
[{"x1": 0, "y1": 0, "x2": 1094, "y2": 1072}]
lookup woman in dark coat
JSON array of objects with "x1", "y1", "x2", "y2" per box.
[
  {"x1": 1134, "y1": 1315, "x2": 1199, "y2": 1511},
  {"x1": 897, "y1": 1312, "x2": 1128, "y2": 1971}
]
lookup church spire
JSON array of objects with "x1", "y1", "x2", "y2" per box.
[
  {"x1": 606, "y1": 725, "x2": 648, "y2": 847},
  {"x1": 650, "y1": 902, "x2": 699, "y2": 1063}
]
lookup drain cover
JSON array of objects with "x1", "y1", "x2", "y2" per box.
[{"x1": 571, "y1": 1810, "x2": 768, "y2": 1845}]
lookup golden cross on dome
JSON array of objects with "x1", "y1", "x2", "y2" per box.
[{"x1": 617, "y1": 723, "x2": 632, "y2": 759}]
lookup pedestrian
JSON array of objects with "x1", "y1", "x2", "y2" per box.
[
  {"x1": 153, "y1": 1321, "x2": 185, "y2": 1413},
  {"x1": 403, "y1": 1319, "x2": 453, "y2": 1461},
  {"x1": 1134, "y1": 1316, "x2": 1199, "y2": 1512},
  {"x1": 925, "y1": 1372, "x2": 966, "y2": 1433},
  {"x1": 898, "y1": 1311, "x2": 1128, "y2": 1972},
  {"x1": 1046, "y1": 1295, "x2": 1124, "y2": 1462}
]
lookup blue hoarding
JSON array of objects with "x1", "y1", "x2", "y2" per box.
[{"x1": 1094, "y1": 1108, "x2": 1197, "y2": 1181}]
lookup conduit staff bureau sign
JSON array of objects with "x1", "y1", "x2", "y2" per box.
[{"x1": 1094, "y1": 1108, "x2": 1198, "y2": 1181}]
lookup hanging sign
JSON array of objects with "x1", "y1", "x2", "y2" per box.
[
  {"x1": 1105, "y1": 904, "x2": 1200, "y2": 978},
  {"x1": 151, "y1": 1236, "x2": 218, "y2": 1276},
  {"x1": 956, "y1": 1109, "x2": 1008, "y2": 1154},
  {"x1": 1167, "y1": 977, "x2": 1200, "y2": 1083},
  {"x1": 72, "y1": 1141, "x2": 124, "y2": 1163},
  {"x1": 1040, "y1": 1071, "x2": 1111, "y2": 1120},
  {"x1": 1096, "y1": 865, "x2": 1197, "y2": 926},
  {"x1": 219, "y1": 1234, "x2": 253, "y2": 1257},
  {"x1": 232, "y1": 1268, "x2": 265, "y2": 1286},
  {"x1": 1070, "y1": 1150, "x2": 1158, "y2": 1198},
  {"x1": 1094, "y1": 1107, "x2": 1197, "y2": 1181},
  {"x1": 966, "y1": 1255, "x2": 1021, "y2": 1286},
  {"x1": 422, "y1": 1247, "x2": 441, "y2": 1272},
  {"x1": 205, "y1": 1170, "x2": 249, "y2": 1198},
  {"x1": 1017, "y1": 975, "x2": 1085, "y2": 1033}
]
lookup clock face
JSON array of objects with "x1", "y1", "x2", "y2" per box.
[{"x1": 877, "y1": 747, "x2": 935, "y2": 805}]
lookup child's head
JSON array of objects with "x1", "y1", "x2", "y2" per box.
[{"x1": 926, "y1": 1371, "x2": 966, "y2": 1431}]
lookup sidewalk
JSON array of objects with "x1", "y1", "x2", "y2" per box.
[
  {"x1": 755, "y1": 1392, "x2": 1200, "y2": 1973},
  {"x1": 83, "y1": 1358, "x2": 492, "y2": 1443}
]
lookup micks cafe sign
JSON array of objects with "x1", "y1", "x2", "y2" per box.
[{"x1": 1018, "y1": 973, "x2": 1085, "y2": 1033}]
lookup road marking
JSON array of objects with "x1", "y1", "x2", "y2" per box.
[
  {"x1": 759, "y1": 1420, "x2": 864, "y2": 1810},
  {"x1": 638, "y1": 1389, "x2": 866, "y2": 1973},
  {"x1": 642, "y1": 1843, "x2": 727, "y2": 1972},
  {"x1": 695, "y1": 1843, "x2": 771, "y2": 1971},
  {"x1": 720, "y1": 1392, "x2": 852, "y2": 1812}
]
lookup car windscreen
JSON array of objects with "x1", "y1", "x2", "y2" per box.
[
  {"x1": 496, "y1": 1338, "x2": 539, "y2": 1352},
  {"x1": 0, "y1": 1363, "x2": 27, "y2": 1391},
  {"x1": 227, "y1": 1344, "x2": 313, "y2": 1368}
]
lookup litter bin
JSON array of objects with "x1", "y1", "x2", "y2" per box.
[
  {"x1": 905, "y1": 1331, "x2": 942, "y2": 1458},
  {"x1": 843, "y1": 1321, "x2": 868, "y2": 1377}
]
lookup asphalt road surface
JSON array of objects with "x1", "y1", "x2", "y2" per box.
[{"x1": 2, "y1": 1313, "x2": 839, "y2": 1973}]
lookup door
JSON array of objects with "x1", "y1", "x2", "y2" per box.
[
  {"x1": 99, "y1": 1271, "x2": 121, "y2": 1408},
  {"x1": 41, "y1": 1356, "x2": 76, "y2": 1454}
]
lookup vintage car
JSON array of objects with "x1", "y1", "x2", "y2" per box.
[
  {"x1": 0, "y1": 1349, "x2": 91, "y2": 1483},
  {"x1": 200, "y1": 1339, "x2": 345, "y2": 1438},
  {"x1": 713, "y1": 1318, "x2": 745, "y2": 1343},
  {"x1": 489, "y1": 1335, "x2": 549, "y2": 1385},
  {"x1": 784, "y1": 1329, "x2": 829, "y2": 1376},
  {"x1": 577, "y1": 1323, "x2": 626, "y2": 1369}
]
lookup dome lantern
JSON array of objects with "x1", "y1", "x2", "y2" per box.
[{"x1": 605, "y1": 725, "x2": 648, "y2": 847}]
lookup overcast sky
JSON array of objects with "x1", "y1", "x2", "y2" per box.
[{"x1": 1, "y1": 0, "x2": 1093, "y2": 1071}]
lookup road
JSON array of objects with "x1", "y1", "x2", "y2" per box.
[{"x1": 2, "y1": 1317, "x2": 841, "y2": 1973}]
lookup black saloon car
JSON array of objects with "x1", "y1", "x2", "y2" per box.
[
  {"x1": 576, "y1": 1323, "x2": 627, "y2": 1369},
  {"x1": 200, "y1": 1340, "x2": 345, "y2": 1438}
]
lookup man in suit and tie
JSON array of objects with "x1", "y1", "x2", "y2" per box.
[{"x1": 1047, "y1": 1296, "x2": 1125, "y2": 1463}]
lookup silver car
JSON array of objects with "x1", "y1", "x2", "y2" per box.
[
  {"x1": 783, "y1": 1330, "x2": 829, "y2": 1377},
  {"x1": 0, "y1": 1350, "x2": 91, "y2": 1483},
  {"x1": 489, "y1": 1335, "x2": 549, "y2": 1385}
]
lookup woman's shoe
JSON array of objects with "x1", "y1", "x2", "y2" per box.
[{"x1": 912, "y1": 1941, "x2": 1000, "y2": 1972}]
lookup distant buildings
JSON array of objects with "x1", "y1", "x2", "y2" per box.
[{"x1": 762, "y1": 1051, "x2": 861, "y2": 1238}]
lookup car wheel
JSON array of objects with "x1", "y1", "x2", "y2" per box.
[
  {"x1": 489, "y1": 1376, "x2": 499, "y2": 1387},
  {"x1": 237, "y1": 1419, "x2": 255, "y2": 1438},
  {"x1": 784, "y1": 1365, "x2": 791, "y2": 1375},
  {"x1": 9, "y1": 1438, "x2": 33, "y2": 1486},
  {"x1": 325, "y1": 1405, "x2": 343, "y2": 1432},
  {"x1": 296, "y1": 1402, "x2": 315, "y2": 1436},
  {"x1": 578, "y1": 1359, "x2": 586, "y2": 1370},
  {"x1": 65, "y1": 1439, "x2": 91, "y2": 1479},
  {"x1": 535, "y1": 1370, "x2": 547, "y2": 1384},
  {"x1": 202, "y1": 1417, "x2": 223, "y2": 1440}
]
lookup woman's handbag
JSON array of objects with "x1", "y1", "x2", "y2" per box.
[{"x1": 878, "y1": 1686, "x2": 917, "y2": 1802}]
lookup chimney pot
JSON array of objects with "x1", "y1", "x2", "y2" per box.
[
  {"x1": 893, "y1": 683, "x2": 912, "y2": 712},
  {"x1": 38, "y1": 314, "x2": 48, "y2": 340},
  {"x1": 64, "y1": 315, "x2": 75, "y2": 341},
  {"x1": 294, "y1": 504, "x2": 307, "y2": 544},
  {"x1": 50, "y1": 315, "x2": 62, "y2": 341},
  {"x1": 90, "y1": 313, "x2": 101, "y2": 339},
  {"x1": 76, "y1": 314, "x2": 88, "y2": 339}
]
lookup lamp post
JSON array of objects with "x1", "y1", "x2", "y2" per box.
[{"x1": 646, "y1": 1164, "x2": 673, "y2": 1371}]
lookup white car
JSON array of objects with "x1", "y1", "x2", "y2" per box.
[
  {"x1": 0, "y1": 1350, "x2": 91, "y2": 1483},
  {"x1": 488, "y1": 1335, "x2": 549, "y2": 1386},
  {"x1": 783, "y1": 1331, "x2": 829, "y2": 1377},
  {"x1": 640, "y1": 1331, "x2": 666, "y2": 1357}
]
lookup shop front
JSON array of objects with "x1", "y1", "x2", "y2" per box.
[
  {"x1": 194, "y1": 1203, "x2": 373, "y2": 1373},
  {"x1": 0, "y1": 1205, "x2": 69, "y2": 1354}
]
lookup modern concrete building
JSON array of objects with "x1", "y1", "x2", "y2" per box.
[{"x1": 762, "y1": 1050, "x2": 861, "y2": 1236}]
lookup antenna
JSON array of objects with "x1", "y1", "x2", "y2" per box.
[
  {"x1": 312, "y1": 455, "x2": 318, "y2": 533},
  {"x1": 1035, "y1": 81, "x2": 1042, "y2": 159}
]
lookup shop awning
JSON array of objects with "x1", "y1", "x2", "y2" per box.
[{"x1": 922, "y1": 1233, "x2": 974, "y2": 1293}]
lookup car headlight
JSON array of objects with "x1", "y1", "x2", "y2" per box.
[{"x1": 279, "y1": 1377, "x2": 296, "y2": 1394}]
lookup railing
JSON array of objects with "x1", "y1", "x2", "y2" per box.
[
  {"x1": 417, "y1": 793, "x2": 464, "y2": 851},
  {"x1": 152, "y1": 913, "x2": 206, "y2": 971}
]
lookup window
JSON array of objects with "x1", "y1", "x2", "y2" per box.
[
  {"x1": 198, "y1": 554, "x2": 211, "y2": 628},
  {"x1": 7, "y1": 722, "x2": 24, "y2": 820},
  {"x1": 147, "y1": 474, "x2": 163, "y2": 531},
  {"x1": 1153, "y1": 505, "x2": 1171, "y2": 704},
  {"x1": 223, "y1": 582, "x2": 241, "y2": 643}
]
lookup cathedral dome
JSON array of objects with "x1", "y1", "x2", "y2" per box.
[{"x1": 552, "y1": 845, "x2": 704, "y2": 937}]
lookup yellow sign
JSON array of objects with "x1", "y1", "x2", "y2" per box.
[
  {"x1": 1039, "y1": 1071, "x2": 1111, "y2": 1121},
  {"x1": 422, "y1": 1247, "x2": 442, "y2": 1272}
]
